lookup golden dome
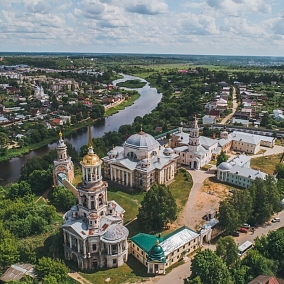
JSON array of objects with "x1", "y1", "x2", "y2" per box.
[{"x1": 80, "y1": 151, "x2": 101, "y2": 167}]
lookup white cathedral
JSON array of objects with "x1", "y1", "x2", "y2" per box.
[
  {"x1": 53, "y1": 128, "x2": 129, "y2": 270},
  {"x1": 102, "y1": 128, "x2": 179, "y2": 191}
]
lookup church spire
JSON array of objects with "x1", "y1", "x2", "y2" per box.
[{"x1": 87, "y1": 114, "x2": 94, "y2": 154}]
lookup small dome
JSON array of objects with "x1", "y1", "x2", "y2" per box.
[
  {"x1": 218, "y1": 162, "x2": 232, "y2": 171},
  {"x1": 140, "y1": 158, "x2": 150, "y2": 166},
  {"x1": 80, "y1": 150, "x2": 101, "y2": 167},
  {"x1": 163, "y1": 147, "x2": 174, "y2": 155},
  {"x1": 124, "y1": 132, "x2": 159, "y2": 150},
  {"x1": 148, "y1": 240, "x2": 165, "y2": 262},
  {"x1": 179, "y1": 121, "x2": 183, "y2": 127},
  {"x1": 57, "y1": 139, "x2": 66, "y2": 148},
  {"x1": 108, "y1": 149, "x2": 117, "y2": 157},
  {"x1": 102, "y1": 224, "x2": 129, "y2": 242},
  {"x1": 71, "y1": 205, "x2": 79, "y2": 212}
]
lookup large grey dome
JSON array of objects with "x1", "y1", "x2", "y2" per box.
[
  {"x1": 102, "y1": 224, "x2": 129, "y2": 242},
  {"x1": 124, "y1": 132, "x2": 159, "y2": 150},
  {"x1": 218, "y1": 162, "x2": 232, "y2": 171}
]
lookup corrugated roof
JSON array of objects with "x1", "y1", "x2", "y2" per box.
[{"x1": 0, "y1": 263, "x2": 35, "y2": 282}]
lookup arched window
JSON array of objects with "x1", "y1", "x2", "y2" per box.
[{"x1": 98, "y1": 193, "x2": 103, "y2": 206}]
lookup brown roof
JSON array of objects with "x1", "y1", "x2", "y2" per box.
[
  {"x1": 0, "y1": 263, "x2": 36, "y2": 282},
  {"x1": 248, "y1": 275, "x2": 279, "y2": 284}
]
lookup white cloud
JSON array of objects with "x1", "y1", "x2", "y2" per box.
[
  {"x1": 206, "y1": 0, "x2": 272, "y2": 16},
  {"x1": 126, "y1": 0, "x2": 168, "y2": 15}
]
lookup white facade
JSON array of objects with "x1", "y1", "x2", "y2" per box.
[
  {"x1": 217, "y1": 155, "x2": 267, "y2": 188},
  {"x1": 62, "y1": 126, "x2": 129, "y2": 270},
  {"x1": 102, "y1": 130, "x2": 179, "y2": 191},
  {"x1": 171, "y1": 118, "x2": 218, "y2": 169}
]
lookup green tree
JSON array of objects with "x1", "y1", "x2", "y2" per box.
[
  {"x1": 36, "y1": 257, "x2": 68, "y2": 283},
  {"x1": 49, "y1": 186, "x2": 77, "y2": 212},
  {"x1": 185, "y1": 249, "x2": 233, "y2": 284},
  {"x1": 243, "y1": 250, "x2": 277, "y2": 280},
  {"x1": 276, "y1": 163, "x2": 284, "y2": 179},
  {"x1": 0, "y1": 222, "x2": 20, "y2": 270},
  {"x1": 216, "y1": 236, "x2": 239, "y2": 267},
  {"x1": 216, "y1": 150, "x2": 228, "y2": 166},
  {"x1": 137, "y1": 184, "x2": 177, "y2": 231},
  {"x1": 7, "y1": 181, "x2": 32, "y2": 200},
  {"x1": 218, "y1": 200, "x2": 239, "y2": 234},
  {"x1": 0, "y1": 132, "x2": 8, "y2": 156},
  {"x1": 266, "y1": 230, "x2": 284, "y2": 273}
]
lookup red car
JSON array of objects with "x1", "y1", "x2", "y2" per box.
[{"x1": 238, "y1": 227, "x2": 248, "y2": 233}]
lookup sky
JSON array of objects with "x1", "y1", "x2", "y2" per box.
[{"x1": 1, "y1": 0, "x2": 284, "y2": 56}]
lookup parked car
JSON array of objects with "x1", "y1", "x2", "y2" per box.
[
  {"x1": 243, "y1": 223, "x2": 250, "y2": 229},
  {"x1": 272, "y1": 218, "x2": 280, "y2": 223},
  {"x1": 238, "y1": 227, "x2": 248, "y2": 233},
  {"x1": 231, "y1": 231, "x2": 240, "y2": 237}
]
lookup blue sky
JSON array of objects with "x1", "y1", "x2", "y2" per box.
[{"x1": 1, "y1": 0, "x2": 284, "y2": 56}]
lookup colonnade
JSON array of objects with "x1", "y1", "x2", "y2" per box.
[
  {"x1": 104, "y1": 240, "x2": 127, "y2": 255},
  {"x1": 63, "y1": 231, "x2": 87, "y2": 256},
  {"x1": 82, "y1": 166, "x2": 101, "y2": 182},
  {"x1": 110, "y1": 167, "x2": 133, "y2": 187}
]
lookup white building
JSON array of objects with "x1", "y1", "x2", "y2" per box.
[
  {"x1": 130, "y1": 225, "x2": 213, "y2": 274},
  {"x1": 170, "y1": 118, "x2": 218, "y2": 169},
  {"x1": 61, "y1": 126, "x2": 129, "y2": 270},
  {"x1": 217, "y1": 155, "x2": 267, "y2": 188},
  {"x1": 102, "y1": 129, "x2": 179, "y2": 191}
]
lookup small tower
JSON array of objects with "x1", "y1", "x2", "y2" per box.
[
  {"x1": 53, "y1": 131, "x2": 74, "y2": 186},
  {"x1": 77, "y1": 121, "x2": 108, "y2": 218},
  {"x1": 188, "y1": 116, "x2": 200, "y2": 152}
]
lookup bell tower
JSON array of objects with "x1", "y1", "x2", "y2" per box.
[
  {"x1": 77, "y1": 122, "x2": 108, "y2": 218},
  {"x1": 53, "y1": 131, "x2": 74, "y2": 186},
  {"x1": 188, "y1": 116, "x2": 200, "y2": 152}
]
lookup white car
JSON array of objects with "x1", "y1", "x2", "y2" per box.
[{"x1": 272, "y1": 218, "x2": 280, "y2": 223}]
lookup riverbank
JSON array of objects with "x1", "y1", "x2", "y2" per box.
[
  {"x1": 0, "y1": 80, "x2": 142, "y2": 163},
  {"x1": 104, "y1": 92, "x2": 140, "y2": 117},
  {"x1": 0, "y1": 118, "x2": 100, "y2": 162},
  {"x1": 116, "y1": 79, "x2": 146, "y2": 88}
]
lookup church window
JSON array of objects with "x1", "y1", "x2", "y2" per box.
[
  {"x1": 113, "y1": 259, "x2": 117, "y2": 265},
  {"x1": 98, "y1": 194, "x2": 103, "y2": 206},
  {"x1": 109, "y1": 210, "x2": 112, "y2": 214},
  {"x1": 92, "y1": 244, "x2": 97, "y2": 251}
]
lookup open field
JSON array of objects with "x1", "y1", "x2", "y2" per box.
[{"x1": 250, "y1": 153, "x2": 282, "y2": 174}]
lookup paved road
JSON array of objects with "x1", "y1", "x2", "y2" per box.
[{"x1": 220, "y1": 87, "x2": 238, "y2": 124}]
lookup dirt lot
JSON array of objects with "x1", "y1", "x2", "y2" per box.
[{"x1": 177, "y1": 176, "x2": 234, "y2": 231}]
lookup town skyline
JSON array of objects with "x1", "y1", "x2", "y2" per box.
[{"x1": 1, "y1": 0, "x2": 284, "y2": 56}]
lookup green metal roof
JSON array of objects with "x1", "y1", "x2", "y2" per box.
[
  {"x1": 130, "y1": 226, "x2": 197, "y2": 253},
  {"x1": 130, "y1": 233, "x2": 163, "y2": 253}
]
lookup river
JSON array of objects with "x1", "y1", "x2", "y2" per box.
[{"x1": 0, "y1": 74, "x2": 162, "y2": 186}]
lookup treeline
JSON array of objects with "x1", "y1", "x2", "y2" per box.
[
  {"x1": 218, "y1": 176, "x2": 283, "y2": 234},
  {"x1": 185, "y1": 229, "x2": 284, "y2": 284}
]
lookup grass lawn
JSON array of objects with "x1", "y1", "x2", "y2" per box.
[
  {"x1": 169, "y1": 169, "x2": 193, "y2": 214},
  {"x1": 67, "y1": 277, "x2": 80, "y2": 284},
  {"x1": 250, "y1": 153, "x2": 282, "y2": 175},
  {"x1": 79, "y1": 255, "x2": 149, "y2": 284},
  {"x1": 116, "y1": 79, "x2": 146, "y2": 88},
  {"x1": 107, "y1": 185, "x2": 145, "y2": 224}
]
